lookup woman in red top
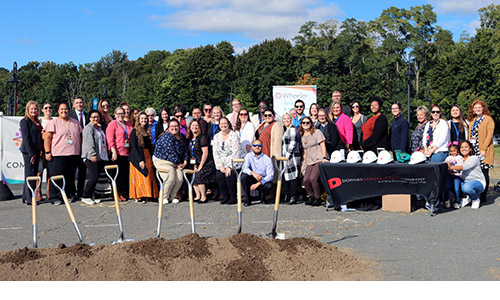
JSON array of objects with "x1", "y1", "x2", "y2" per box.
[
  {"x1": 360, "y1": 97, "x2": 388, "y2": 152},
  {"x1": 106, "y1": 106, "x2": 133, "y2": 201}
]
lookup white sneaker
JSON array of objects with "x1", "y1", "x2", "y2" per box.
[
  {"x1": 163, "y1": 198, "x2": 169, "y2": 205},
  {"x1": 453, "y1": 203, "x2": 460, "y2": 209},
  {"x1": 171, "y1": 198, "x2": 180, "y2": 204},
  {"x1": 471, "y1": 199, "x2": 480, "y2": 209},
  {"x1": 461, "y1": 196, "x2": 471, "y2": 208},
  {"x1": 81, "y1": 198, "x2": 95, "y2": 205},
  {"x1": 93, "y1": 198, "x2": 101, "y2": 204}
]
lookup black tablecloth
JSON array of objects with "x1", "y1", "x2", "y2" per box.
[{"x1": 318, "y1": 162, "x2": 448, "y2": 207}]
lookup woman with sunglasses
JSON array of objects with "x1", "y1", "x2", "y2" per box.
[
  {"x1": 423, "y1": 104, "x2": 449, "y2": 162},
  {"x1": 350, "y1": 100, "x2": 367, "y2": 150},
  {"x1": 41, "y1": 102, "x2": 53, "y2": 128},
  {"x1": 97, "y1": 99, "x2": 113, "y2": 131},
  {"x1": 360, "y1": 97, "x2": 388, "y2": 152},
  {"x1": 281, "y1": 113, "x2": 301, "y2": 205},
  {"x1": 255, "y1": 109, "x2": 283, "y2": 159},
  {"x1": 173, "y1": 108, "x2": 187, "y2": 136},
  {"x1": 212, "y1": 117, "x2": 242, "y2": 205},
  {"x1": 202, "y1": 103, "x2": 213, "y2": 124},
  {"x1": 466, "y1": 100, "x2": 495, "y2": 203},
  {"x1": 235, "y1": 109, "x2": 255, "y2": 153},
  {"x1": 300, "y1": 116, "x2": 328, "y2": 206}
]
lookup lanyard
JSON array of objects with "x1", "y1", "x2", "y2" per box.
[
  {"x1": 190, "y1": 137, "x2": 197, "y2": 157},
  {"x1": 472, "y1": 116, "x2": 483, "y2": 132},
  {"x1": 451, "y1": 122, "x2": 460, "y2": 141},
  {"x1": 212, "y1": 123, "x2": 219, "y2": 136},
  {"x1": 118, "y1": 121, "x2": 128, "y2": 139},
  {"x1": 333, "y1": 115, "x2": 340, "y2": 123},
  {"x1": 320, "y1": 124, "x2": 326, "y2": 133}
]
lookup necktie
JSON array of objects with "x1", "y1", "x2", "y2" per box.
[{"x1": 80, "y1": 111, "x2": 84, "y2": 128}]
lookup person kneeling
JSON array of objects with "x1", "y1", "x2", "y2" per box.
[{"x1": 241, "y1": 140, "x2": 274, "y2": 206}]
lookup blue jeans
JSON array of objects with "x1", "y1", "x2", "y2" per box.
[
  {"x1": 461, "y1": 180, "x2": 485, "y2": 201},
  {"x1": 430, "y1": 151, "x2": 447, "y2": 162},
  {"x1": 445, "y1": 175, "x2": 462, "y2": 203}
]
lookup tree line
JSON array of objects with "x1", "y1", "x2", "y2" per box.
[{"x1": 1, "y1": 4, "x2": 499, "y2": 131}]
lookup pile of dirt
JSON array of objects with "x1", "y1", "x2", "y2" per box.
[{"x1": 0, "y1": 233, "x2": 379, "y2": 281}]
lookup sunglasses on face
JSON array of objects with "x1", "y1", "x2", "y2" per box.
[
  {"x1": 431, "y1": 111, "x2": 441, "y2": 114},
  {"x1": 239, "y1": 113, "x2": 248, "y2": 116},
  {"x1": 264, "y1": 114, "x2": 273, "y2": 117},
  {"x1": 44, "y1": 106, "x2": 52, "y2": 110},
  {"x1": 302, "y1": 121, "x2": 311, "y2": 125},
  {"x1": 204, "y1": 108, "x2": 212, "y2": 112},
  {"x1": 252, "y1": 144, "x2": 262, "y2": 147},
  {"x1": 351, "y1": 105, "x2": 359, "y2": 108},
  {"x1": 102, "y1": 104, "x2": 109, "y2": 108},
  {"x1": 175, "y1": 115, "x2": 183, "y2": 118},
  {"x1": 295, "y1": 105, "x2": 304, "y2": 108}
]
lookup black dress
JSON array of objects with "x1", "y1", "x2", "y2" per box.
[{"x1": 189, "y1": 135, "x2": 215, "y2": 185}]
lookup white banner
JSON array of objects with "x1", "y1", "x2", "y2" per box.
[
  {"x1": 1, "y1": 115, "x2": 25, "y2": 184},
  {"x1": 272, "y1": 85, "x2": 317, "y2": 117}
]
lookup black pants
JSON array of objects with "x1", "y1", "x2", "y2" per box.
[
  {"x1": 115, "y1": 155, "x2": 129, "y2": 197},
  {"x1": 215, "y1": 170, "x2": 237, "y2": 201},
  {"x1": 48, "y1": 155, "x2": 78, "y2": 203},
  {"x1": 283, "y1": 178, "x2": 298, "y2": 198},
  {"x1": 241, "y1": 173, "x2": 273, "y2": 203},
  {"x1": 22, "y1": 153, "x2": 40, "y2": 204},
  {"x1": 75, "y1": 157, "x2": 87, "y2": 197},
  {"x1": 480, "y1": 168, "x2": 490, "y2": 203},
  {"x1": 83, "y1": 160, "x2": 106, "y2": 198}
]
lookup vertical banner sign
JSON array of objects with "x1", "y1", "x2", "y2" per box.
[
  {"x1": 272, "y1": 86, "x2": 317, "y2": 117},
  {"x1": 93, "y1": 98, "x2": 98, "y2": 110},
  {"x1": 0, "y1": 116, "x2": 25, "y2": 184}
]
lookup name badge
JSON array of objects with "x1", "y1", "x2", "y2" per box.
[
  {"x1": 124, "y1": 143, "x2": 130, "y2": 148},
  {"x1": 66, "y1": 139, "x2": 73, "y2": 144},
  {"x1": 190, "y1": 159, "x2": 196, "y2": 165},
  {"x1": 470, "y1": 139, "x2": 476, "y2": 144}
]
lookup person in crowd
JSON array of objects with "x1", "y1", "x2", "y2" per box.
[
  {"x1": 212, "y1": 117, "x2": 242, "y2": 205},
  {"x1": 153, "y1": 118, "x2": 188, "y2": 204},
  {"x1": 120, "y1": 102, "x2": 131, "y2": 123},
  {"x1": 360, "y1": 97, "x2": 389, "y2": 152},
  {"x1": 241, "y1": 140, "x2": 274, "y2": 206},
  {"x1": 20, "y1": 101, "x2": 43, "y2": 205},
  {"x1": 389, "y1": 102, "x2": 410, "y2": 153},
  {"x1": 207, "y1": 106, "x2": 225, "y2": 141},
  {"x1": 316, "y1": 108, "x2": 344, "y2": 155},
  {"x1": 68, "y1": 96, "x2": 88, "y2": 202},
  {"x1": 423, "y1": 104, "x2": 449, "y2": 162},
  {"x1": 173, "y1": 108, "x2": 187, "y2": 136},
  {"x1": 281, "y1": 113, "x2": 301, "y2": 205},
  {"x1": 448, "y1": 140, "x2": 486, "y2": 209},
  {"x1": 235, "y1": 108, "x2": 255, "y2": 153},
  {"x1": 449, "y1": 104, "x2": 469, "y2": 143},
  {"x1": 328, "y1": 100, "x2": 353, "y2": 150},
  {"x1": 292, "y1": 99, "x2": 306, "y2": 128},
  {"x1": 153, "y1": 107, "x2": 169, "y2": 145},
  {"x1": 128, "y1": 111, "x2": 158, "y2": 204},
  {"x1": 289, "y1": 108, "x2": 297, "y2": 120},
  {"x1": 255, "y1": 109, "x2": 283, "y2": 159},
  {"x1": 467, "y1": 99, "x2": 495, "y2": 203},
  {"x1": 300, "y1": 116, "x2": 328, "y2": 206},
  {"x1": 444, "y1": 143, "x2": 464, "y2": 209},
  {"x1": 41, "y1": 102, "x2": 53, "y2": 128},
  {"x1": 331, "y1": 90, "x2": 351, "y2": 116},
  {"x1": 251, "y1": 101, "x2": 270, "y2": 127},
  {"x1": 203, "y1": 103, "x2": 213, "y2": 124},
  {"x1": 81, "y1": 110, "x2": 109, "y2": 205},
  {"x1": 226, "y1": 99, "x2": 245, "y2": 128},
  {"x1": 186, "y1": 120, "x2": 215, "y2": 204},
  {"x1": 350, "y1": 100, "x2": 367, "y2": 150},
  {"x1": 191, "y1": 107, "x2": 208, "y2": 135},
  {"x1": 410, "y1": 106, "x2": 428, "y2": 153},
  {"x1": 309, "y1": 103, "x2": 320, "y2": 127},
  {"x1": 43, "y1": 102, "x2": 82, "y2": 205},
  {"x1": 146, "y1": 107, "x2": 158, "y2": 145},
  {"x1": 106, "y1": 106, "x2": 133, "y2": 201},
  {"x1": 98, "y1": 99, "x2": 113, "y2": 130},
  {"x1": 130, "y1": 108, "x2": 140, "y2": 128}
]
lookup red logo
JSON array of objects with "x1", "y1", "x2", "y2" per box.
[{"x1": 327, "y1": 177, "x2": 342, "y2": 189}]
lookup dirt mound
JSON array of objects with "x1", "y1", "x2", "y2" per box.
[{"x1": 0, "y1": 233, "x2": 379, "y2": 281}]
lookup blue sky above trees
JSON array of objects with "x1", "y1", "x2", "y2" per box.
[{"x1": 1, "y1": 0, "x2": 497, "y2": 69}]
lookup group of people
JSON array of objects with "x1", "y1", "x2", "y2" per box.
[{"x1": 19, "y1": 91, "x2": 495, "y2": 211}]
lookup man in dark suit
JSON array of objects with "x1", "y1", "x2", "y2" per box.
[{"x1": 68, "y1": 96, "x2": 88, "y2": 202}]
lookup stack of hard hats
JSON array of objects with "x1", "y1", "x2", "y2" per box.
[
  {"x1": 377, "y1": 150, "x2": 393, "y2": 164},
  {"x1": 362, "y1": 151, "x2": 377, "y2": 164},
  {"x1": 409, "y1": 151, "x2": 427, "y2": 165},
  {"x1": 330, "y1": 150, "x2": 345, "y2": 163}
]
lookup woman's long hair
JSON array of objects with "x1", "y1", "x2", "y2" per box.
[
  {"x1": 449, "y1": 104, "x2": 468, "y2": 132},
  {"x1": 467, "y1": 99, "x2": 491, "y2": 121},
  {"x1": 98, "y1": 99, "x2": 113, "y2": 125},
  {"x1": 24, "y1": 101, "x2": 40, "y2": 122},
  {"x1": 135, "y1": 111, "x2": 152, "y2": 148},
  {"x1": 298, "y1": 116, "x2": 315, "y2": 137}
]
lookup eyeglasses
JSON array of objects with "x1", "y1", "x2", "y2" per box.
[
  {"x1": 102, "y1": 104, "x2": 109, "y2": 108},
  {"x1": 351, "y1": 105, "x2": 359, "y2": 108},
  {"x1": 301, "y1": 121, "x2": 311, "y2": 125},
  {"x1": 204, "y1": 108, "x2": 212, "y2": 112},
  {"x1": 431, "y1": 111, "x2": 441, "y2": 114},
  {"x1": 252, "y1": 144, "x2": 262, "y2": 147},
  {"x1": 258, "y1": 104, "x2": 267, "y2": 108},
  {"x1": 264, "y1": 114, "x2": 273, "y2": 117},
  {"x1": 295, "y1": 105, "x2": 304, "y2": 108},
  {"x1": 239, "y1": 113, "x2": 248, "y2": 116},
  {"x1": 175, "y1": 114, "x2": 183, "y2": 118},
  {"x1": 44, "y1": 106, "x2": 52, "y2": 110}
]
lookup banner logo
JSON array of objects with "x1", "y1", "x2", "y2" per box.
[
  {"x1": 328, "y1": 177, "x2": 342, "y2": 189},
  {"x1": 13, "y1": 128, "x2": 22, "y2": 150}
]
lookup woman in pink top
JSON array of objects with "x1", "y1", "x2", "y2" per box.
[
  {"x1": 43, "y1": 102, "x2": 82, "y2": 205},
  {"x1": 328, "y1": 100, "x2": 353, "y2": 150},
  {"x1": 106, "y1": 106, "x2": 133, "y2": 201}
]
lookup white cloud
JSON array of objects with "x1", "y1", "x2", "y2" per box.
[
  {"x1": 468, "y1": 18, "x2": 481, "y2": 34},
  {"x1": 152, "y1": 0, "x2": 343, "y2": 40},
  {"x1": 429, "y1": 0, "x2": 500, "y2": 15}
]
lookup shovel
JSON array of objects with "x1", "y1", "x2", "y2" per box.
[
  {"x1": 262, "y1": 156, "x2": 288, "y2": 240},
  {"x1": 104, "y1": 165, "x2": 134, "y2": 244},
  {"x1": 155, "y1": 168, "x2": 170, "y2": 238},
  {"x1": 183, "y1": 169, "x2": 196, "y2": 233},
  {"x1": 50, "y1": 175, "x2": 85, "y2": 244},
  {"x1": 232, "y1": 158, "x2": 245, "y2": 234},
  {"x1": 26, "y1": 176, "x2": 41, "y2": 248}
]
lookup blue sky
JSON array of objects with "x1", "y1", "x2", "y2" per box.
[{"x1": 1, "y1": 0, "x2": 498, "y2": 70}]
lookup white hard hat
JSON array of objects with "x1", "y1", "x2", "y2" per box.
[
  {"x1": 330, "y1": 150, "x2": 344, "y2": 163},
  {"x1": 409, "y1": 151, "x2": 427, "y2": 165},
  {"x1": 346, "y1": 151, "x2": 361, "y2": 163},
  {"x1": 377, "y1": 150, "x2": 393, "y2": 164},
  {"x1": 362, "y1": 151, "x2": 378, "y2": 164}
]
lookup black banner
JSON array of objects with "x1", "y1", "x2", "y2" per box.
[{"x1": 318, "y1": 162, "x2": 448, "y2": 207}]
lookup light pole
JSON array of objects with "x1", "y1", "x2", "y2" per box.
[
  {"x1": 424, "y1": 87, "x2": 432, "y2": 108},
  {"x1": 7, "y1": 62, "x2": 19, "y2": 116},
  {"x1": 404, "y1": 56, "x2": 415, "y2": 121}
]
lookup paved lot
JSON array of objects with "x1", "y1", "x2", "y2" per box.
[{"x1": 1, "y1": 181, "x2": 499, "y2": 281}]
